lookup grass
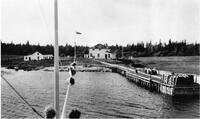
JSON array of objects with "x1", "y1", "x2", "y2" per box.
[
  {"x1": 1, "y1": 55, "x2": 103, "y2": 70},
  {"x1": 1, "y1": 55, "x2": 24, "y2": 60},
  {"x1": 1, "y1": 55, "x2": 24, "y2": 66},
  {"x1": 131, "y1": 56, "x2": 200, "y2": 75}
]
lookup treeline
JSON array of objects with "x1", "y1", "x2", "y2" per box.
[
  {"x1": 1, "y1": 41, "x2": 89, "y2": 57},
  {"x1": 110, "y1": 40, "x2": 200, "y2": 57},
  {"x1": 1, "y1": 40, "x2": 200, "y2": 57}
]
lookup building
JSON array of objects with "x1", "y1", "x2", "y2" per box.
[
  {"x1": 87, "y1": 44, "x2": 116, "y2": 59},
  {"x1": 24, "y1": 51, "x2": 53, "y2": 61},
  {"x1": 84, "y1": 54, "x2": 89, "y2": 58}
]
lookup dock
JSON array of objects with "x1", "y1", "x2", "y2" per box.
[{"x1": 97, "y1": 60, "x2": 200, "y2": 96}]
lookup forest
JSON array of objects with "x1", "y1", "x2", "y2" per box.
[{"x1": 1, "y1": 39, "x2": 199, "y2": 58}]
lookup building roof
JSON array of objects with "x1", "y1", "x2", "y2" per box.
[
  {"x1": 89, "y1": 44, "x2": 117, "y2": 54},
  {"x1": 93, "y1": 44, "x2": 108, "y2": 49},
  {"x1": 25, "y1": 51, "x2": 53, "y2": 56}
]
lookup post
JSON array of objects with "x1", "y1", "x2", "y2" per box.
[
  {"x1": 54, "y1": 0, "x2": 59, "y2": 118},
  {"x1": 195, "y1": 74, "x2": 197, "y2": 83},
  {"x1": 74, "y1": 42, "x2": 76, "y2": 61},
  {"x1": 122, "y1": 46, "x2": 123, "y2": 58}
]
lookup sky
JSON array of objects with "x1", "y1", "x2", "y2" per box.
[{"x1": 1, "y1": 0, "x2": 200, "y2": 46}]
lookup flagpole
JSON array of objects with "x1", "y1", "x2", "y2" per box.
[
  {"x1": 74, "y1": 42, "x2": 76, "y2": 62},
  {"x1": 74, "y1": 32, "x2": 81, "y2": 62},
  {"x1": 54, "y1": 0, "x2": 59, "y2": 118},
  {"x1": 122, "y1": 46, "x2": 123, "y2": 58}
]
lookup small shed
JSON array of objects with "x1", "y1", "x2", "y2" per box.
[{"x1": 24, "y1": 51, "x2": 53, "y2": 61}]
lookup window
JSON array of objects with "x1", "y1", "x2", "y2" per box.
[
  {"x1": 90, "y1": 53, "x2": 92, "y2": 57},
  {"x1": 108, "y1": 54, "x2": 110, "y2": 58},
  {"x1": 97, "y1": 53, "x2": 100, "y2": 57},
  {"x1": 37, "y1": 53, "x2": 39, "y2": 55}
]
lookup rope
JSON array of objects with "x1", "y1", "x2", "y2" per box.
[
  {"x1": 35, "y1": 0, "x2": 53, "y2": 42},
  {"x1": 1, "y1": 75, "x2": 44, "y2": 118},
  {"x1": 60, "y1": 84, "x2": 71, "y2": 119},
  {"x1": 60, "y1": 59, "x2": 77, "y2": 119}
]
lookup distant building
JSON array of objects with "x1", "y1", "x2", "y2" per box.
[
  {"x1": 87, "y1": 44, "x2": 116, "y2": 59},
  {"x1": 128, "y1": 56, "x2": 134, "y2": 59},
  {"x1": 24, "y1": 51, "x2": 53, "y2": 61},
  {"x1": 84, "y1": 54, "x2": 89, "y2": 58}
]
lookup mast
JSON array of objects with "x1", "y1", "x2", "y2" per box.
[{"x1": 54, "y1": 0, "x2": 59, "y2": 118}]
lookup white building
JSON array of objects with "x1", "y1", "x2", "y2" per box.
[
  {"x1": 24, "y1": 51, "x2": 53, "y2": 61},
  {"x1": 84, "y1": 54, "x2": 89, "y2": 58},
  {"x1": 88, "y1": 44, "x2": 116, "y2": 59},
  {"x1": 89, "y1": 48, "x2": 116, "y2": 59}
]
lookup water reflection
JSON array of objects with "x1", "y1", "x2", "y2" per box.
[{"x1": 157, "y1": 95, "x2": 200, "y2": 118}]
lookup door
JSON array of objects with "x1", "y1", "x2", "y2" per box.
[{"x1": 105, "y1": 54, "x2": 107, "y2": 59}]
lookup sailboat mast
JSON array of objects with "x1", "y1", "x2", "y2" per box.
[{"x1": 54, "y1": 0, "x2": 59, "y2": 117}]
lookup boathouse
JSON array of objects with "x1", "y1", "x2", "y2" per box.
[
  {"x1": 88, "y1": 44, "x2": 116, "y2": 59},
  {"x1": 24, "y1": 51, "x2": 53, "y2": 61}
]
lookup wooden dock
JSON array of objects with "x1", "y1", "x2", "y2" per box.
[{"x1": 97, "y1": 60, "x2": 200, "y2": 96}]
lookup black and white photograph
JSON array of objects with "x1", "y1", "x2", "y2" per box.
[{"x1": 1, "y1": 0, "x2": 200, "y2": 118}]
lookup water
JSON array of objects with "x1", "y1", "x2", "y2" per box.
[{"x1": 1, "y1": 69, "x2": 200, "y2": 118}]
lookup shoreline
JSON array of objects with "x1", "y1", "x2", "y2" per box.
[
  {"x1": 43, "y1": 65, "x2": 112, "y2": 72},
  {"x1": 1, "y1": 56, "x2": 199, "y2": 75},
  {"x1": 1, "y1": 64, "x2": 112, "y2": 73},
  {"x1": 1, "y1": 65, "x2": 200, "y2": 84}
]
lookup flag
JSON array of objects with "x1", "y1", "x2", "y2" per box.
[{"x1": 76, "y1": 31, "x2": 82, "y2": 34}]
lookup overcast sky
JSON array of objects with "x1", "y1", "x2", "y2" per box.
[{"x1": 1, "y1": 0, "x2": 200, "y2": 46}]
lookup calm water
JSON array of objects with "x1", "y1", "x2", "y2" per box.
[{"x1": 1, "y1": 69, "x2": 200, "y2": 118}]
